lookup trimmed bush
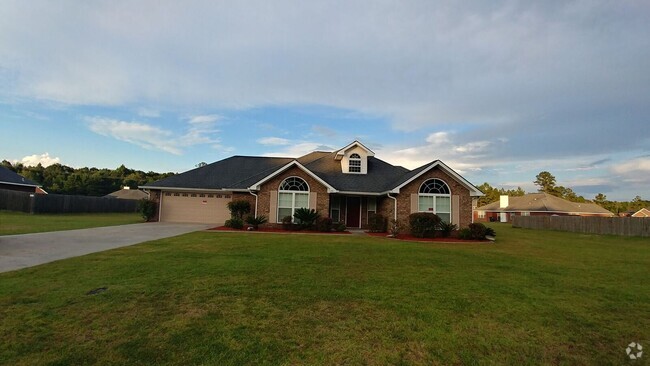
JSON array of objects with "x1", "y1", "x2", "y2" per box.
[
  {"x1": 224, "y1": 217, "x2": 244, "y2": 229},
  {"x1": 468, "y1": 223, "x2": 488, "y2": 240},
  {"x1": 485, "y1": 227, "x2": 496, "y2": 237},
  {"x1": 409, "y1": 212, "x2": 442, "y2": 238},
  {"x1": 334, "y1": 222, "x2": 347, "y2": 232},
  {"x1": 137, "y1": 199, "x2": 157, "y2": 221},
  {"x1": 245, "y1": 215, "x2": 267, "y2": 230},
  {"x1": 368, "y1": 213, "x2": 387, "y2": 233},
  {"x1": 458, "y1": 228, "x2": 472, "y2": 240},
  {"x1": 227, "y1": 200, "x2": 251, "y2": 219},
  {"x1": 438, "y1": 222, "x2": 457, "y2": 238},
  {"x1": 293, "y1": 208, "x2": 320, "y2": 230},
  {"x1": 314, "y1": 217, "x2": 333, "y2": 232}
]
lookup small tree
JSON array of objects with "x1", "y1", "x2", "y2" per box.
[
  {"x1": 227, "y1": 200, "x2": 251, "y2": 219},
  {"x1": 138, "y1": 199, "x2": 157, "y2": 222},
  {"x1": 245, "y1": 215, "x2": 267, "y2": 230},
  {"x1": 293, "y1": 208, "x2": 320, "y2": 230}
]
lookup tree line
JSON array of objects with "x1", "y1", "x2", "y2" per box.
[
  {"x1": 478, "y1": 171, "x2": 648, "y2": 214},
  {"x1": 1, "y1": 161, "x2": 174, "y2": 197}
]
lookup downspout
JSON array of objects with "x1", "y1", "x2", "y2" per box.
[
  {"x1": 248, "y1": 189, "x2": 259, "y2": 218},
  {"x1": 387, "y1": 192, "x2": 397, "y2": 221}
]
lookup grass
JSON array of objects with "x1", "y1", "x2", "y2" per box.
[
  {"x1": 0, "y1": 211, "x2": 143, "y2": 235},
  {"x1": 0, "y1": 224, "x2": 648, "y2": 365}
]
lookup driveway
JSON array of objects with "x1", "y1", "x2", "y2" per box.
[{"x1": 0, "y1": 222, "x2": 211, "y2": 273}]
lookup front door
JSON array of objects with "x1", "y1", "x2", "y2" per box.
[{"x1": 346, "y1": 197, "x2": 361, "y2": 227}]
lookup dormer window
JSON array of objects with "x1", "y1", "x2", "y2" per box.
[{"x1": 349, "y1": 154, "x2": 361, "y2": 173}]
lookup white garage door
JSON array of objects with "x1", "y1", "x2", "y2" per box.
[{"x1": 160, "y1": 191, "x2": 232, "y2": 224}]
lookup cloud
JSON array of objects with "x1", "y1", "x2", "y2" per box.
[
  {"x1": 137, "y1": 108, "x2": 160, "y2": 118},
  {"x1": 612, "y1": 156, "x2": 650, "y2": 174},
  {"x1": 262, "y1": 142, "x2": 335, "y2": 158},
  {"x1": 15, "y1": 152, "x2": 60, "y2": 167},
  {"x1": 257, "y1": 137, "x2": 290, "y2": 146},
  {"x1": 86, "y1": 116, "x2": 223, "y2": 155},
  {"x1": 188, "y1": 114, "x2": 220, "y2": 124}
]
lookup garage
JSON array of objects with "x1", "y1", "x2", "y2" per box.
[{"x1": 160, "y1": 191, "x2": 232, "y2": 224}]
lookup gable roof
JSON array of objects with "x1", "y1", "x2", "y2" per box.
[
  {"x1": 476, "y1": 193, "x2": 614, "y2": 215},
  {"x1": 335, "y1": 140, "x2": 375, "y2": 157},
  {"x1": 389, "y1": 160, "x2": 484, "y2": 196},
  {"x1": 632, "y1": 208, "x2": 650, "y2": 217},
  {"x1": 105, "y1": 188, "x2": 149, "y2": 200},
  {"x1": 141, "y1": 142, "x2": 480, "y2": 195},
  {"x1": 0, "y1": 166, "x2": 40, "y2": 188}
]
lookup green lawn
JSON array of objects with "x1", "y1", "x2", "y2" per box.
[
  {"x1": 0, "y1": 211, "x2": 143, "y2": 235},
  {"x1": 1, "y1": 224, "x2": 648, "y2": 365}
]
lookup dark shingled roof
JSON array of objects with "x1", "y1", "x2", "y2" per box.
[
  {"x1": 142, "y1": 146, "x2": 478, "y2": 195},
  {"x1": 476, "y1": 193, "x2": 614, "y2": 215},
  {"x1": 0, "y1": 166, "x2": 40, "y2": 187}
]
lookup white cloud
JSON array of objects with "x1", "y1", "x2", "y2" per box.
[
  {"x1": 188, "y1": 114, "x2": 220, "y2": 124},
  {"x1": 257, "y1": 137, "x2": 290, "y2": 146},
  {"x1": 137, "y1": 108, "x2": 160, "y2": 118},
  {"x1": 86, "y1": 116, "x2": 223, "y2": 155},
  {"x1": 262, "y1": 142, "x2": 334, "y2": 158},
  {"x1": 15, "y1": 152, "x2": 60, "y2": 167},
  {"x1": 612, "y1": 157, "x2": 650, "y2": 174}
]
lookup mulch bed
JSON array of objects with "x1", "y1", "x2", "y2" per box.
[
  {"x1": 366, "y1": 232, "x2": 490, "y2": 243},
  {"x1": 209, "y1": 226, "x2": 351, "y2": 234}
]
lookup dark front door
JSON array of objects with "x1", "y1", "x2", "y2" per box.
[{"x1": 346, "y1": 197, "x2": 361, "y2": 227}]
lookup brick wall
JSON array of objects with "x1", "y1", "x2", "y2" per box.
[{"x1": 257, "y1": 166, "x2": 330, "y2": 224}]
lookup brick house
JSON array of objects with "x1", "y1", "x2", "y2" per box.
[
  {"x1": 0, "y1": 166, "x2": 43, "y2": 193},
  {"x1": 141, "y1": 141, "x2": 483, "y2": 228},
  {"x1": 473, "y1": 193, "x2": 614, "y2": 223}
]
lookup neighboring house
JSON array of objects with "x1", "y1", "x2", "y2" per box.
[
  {"x1": 141, "y1": 141, "x2": 483, "y2": 228},
  {"x1": 632, "y1": 208, "x2": 650, "y2": 218},
  {"x1": 474, "y1": 193, "x2": 614, "y2": 223},
  {"x1": 0, "y1": 166, "x2": 43, "y2": 193},
  {"x1": 105, "y1": 187, "x2": 149, "y2": 200}
]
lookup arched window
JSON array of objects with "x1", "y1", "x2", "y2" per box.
[
  {"x1": 349, "y1": 153, "x2": 361, "y2": 173},
  {"x1": 418, "y1": 179, "x2": 451, "y2": 223},
  {"x1": 278, "y1": 177, "x2": 309, "y2": 222}
]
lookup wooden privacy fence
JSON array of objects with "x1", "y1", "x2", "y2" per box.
[
  {"x1": 512, "y1": 216, "x2": 650, "y2": 237},
  {"x1": 0, "y1": 189, "x2": 138, "y2": 214}
]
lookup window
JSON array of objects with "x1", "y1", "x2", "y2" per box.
[
  {"x1": 330, "y1": 196, "x2": 341, "y2": 222},
  {"x1": 349, "y1": 153, "x2": 361, "y2": 173},
  {"x1": 521, "y1": 211, "x2": 530, "y2": 216},
  {"x1": 278, "y1": 177, "x2": 310, "y2": 222},
  {"x1": 164, "y1": 192, "x2": 171, "y2": 196},
  {"x1": 367, "y1": 197, "x2": 377, "y2": 224},
  {"x1": 418, "y1": 179, "x2": 451, "y2": 223},
  {"x1": 477, "y1": 210, "x2": 485, "y2": 219}
]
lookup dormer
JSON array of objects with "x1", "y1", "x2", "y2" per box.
[{"x1": 335, "y1": 140, "x2": 375, "y2": 174}]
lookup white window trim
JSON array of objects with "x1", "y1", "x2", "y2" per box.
[
  {"x1": 417, "y1": 179, "x2": 452, "y2": 221},
  {"x1": 330, "y1": 196, "x2": 341, "y2": 222},
  {"x1": 367, "y1": 197, "x2": 377, "y2": 224},
  {"x1": 348, "y1": 154, "x2": 362, "y2": 173},
  {"x1": 277, "y1": 176, "x2": 310, "y2": 223}
]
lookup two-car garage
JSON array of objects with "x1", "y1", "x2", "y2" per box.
[{"x1": 159, "y1": 191, "x2": 232, "y2": 224}]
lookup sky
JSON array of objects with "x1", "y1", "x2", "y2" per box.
[{"x1": 1, "y1": 0, "x2": 649, "y2": 201}]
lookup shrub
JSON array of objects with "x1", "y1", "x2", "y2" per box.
[
  {"x1": 458, "y1": 228, "x2": 472, "y2": 240},
  {"x1": 293, "y1": 208, "x2": 320, "y2": 230},
  {"x1": 409, "y1": 212, "x2": 442, "y2": 238},
  {"x1": 368, "y1": 213, "x2": 388, "y2": 233},
  {"x1": 245, "y1": 215, "x2": 267, "y2": 230},
  {"x1": 224, "y1": 217, "x2": 244, "y2": 229},
  {"x1": 227, "y1": 200, "x2": 251, "y2": 219},
  {"x1": 438, "y1": 222, "x2": 457, "y2": 238},
  {"x1": 485, "y1": 226, "x2": 496, "y2": 237},
  {"x1": 282, "y1": 216, "x2": 294, "y2": 231},
  {"x1": 137, "y1": 199, "x2": 157, "y2": 221},
  {"x1": 314, "y1": 217, "x2": 333, "y2": 232},
  {"x1": 468, "y1": 223, "x2": 488, "y2": 240},
  {"x1": 334, "y1": 222, "x2": 347, "y2": 232}
]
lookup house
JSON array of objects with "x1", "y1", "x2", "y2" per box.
[
  {"x1": 632, "y1": 208, "x2": 650, "y2": 218},
  {"x1": 105, "y1": 187, "x2": 149, "y2": 200},
  {"x1": 140, "y1": 141, "x2": 483, "y2": 228},
  {"x1": 473, "y1": 193, "x2": 614, "y2": 223},
  {"x1": 0, "y1": 166, "x2": 43, "y2": 193}
]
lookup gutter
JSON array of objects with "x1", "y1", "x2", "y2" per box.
[
  {"x1": 248, "y1": 189, "x2": 259, "y2": 217},
  {"x1": 387, "y1": 192, "x2": 398, "y2": 221}
]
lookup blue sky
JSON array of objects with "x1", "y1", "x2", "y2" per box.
[{"x1": 1, "y1": 1, "x2": 649, "y2": 200}]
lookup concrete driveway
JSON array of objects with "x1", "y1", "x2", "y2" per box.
[{"x1": 0, "y1": 222, "x2": 211, "y2": 273}]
